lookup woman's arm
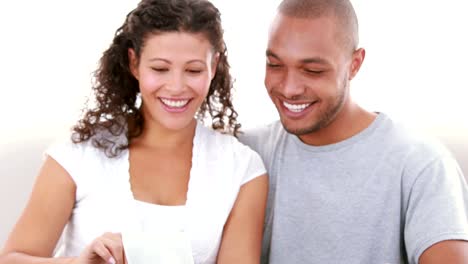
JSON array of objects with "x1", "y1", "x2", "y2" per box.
[
  {"x1": 0, "y1": 253, "x2": 75, "y2": 264},
  {"x1": 0, "y1": 156, "x2": 128, "y2": 264},
  {"x1": 0, "y1": 156, "x2": 76, "y2": 263},
  {"x1": 217, "y1": 174, "x2": 268, "y2": 264}
]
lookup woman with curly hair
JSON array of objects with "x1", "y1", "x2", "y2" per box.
[{"x1": 0, "y1": 0, "x2": 267, "y2": 263}]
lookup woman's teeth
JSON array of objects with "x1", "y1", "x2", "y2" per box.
[
  {"x1": 283, "y1": 101, "x2": 312, "y2": 113},
  {"x1": 160, "y1": 98, "x2": 189, "y2": 108}
]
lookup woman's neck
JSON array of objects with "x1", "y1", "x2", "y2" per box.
[{"x1": 132, "y1": 118, "x2": 197, "y2": 150}]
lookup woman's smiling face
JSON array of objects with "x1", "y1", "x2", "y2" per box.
[{"x1": 129, "y1": 31, "x2": 218, "y2": 132}]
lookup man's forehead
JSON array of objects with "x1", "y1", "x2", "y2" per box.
[
  {"x1": 269, "y1": 14, "x2": 337, "y2": 38},
  {"x1": 268, "y1": 13, "x2": 353, "y2": 54},
  {"x1": 269, "y1": 16, "x2": 336, "y2": 45}
]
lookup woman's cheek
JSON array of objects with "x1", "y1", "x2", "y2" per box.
[
  {"x1": 188, "y1": 75, "x2": 211, "y2": 94},
  {"x1": 140, "y1": 74, "x2": 164, "y2": 93}
]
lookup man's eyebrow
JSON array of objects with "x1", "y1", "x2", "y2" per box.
[
  {"x1": 266, "y1": 50, "x2": 331, "y2": 66},
  {"x1": 301, "y1": 57, "x2": 330, "y2": 65}
]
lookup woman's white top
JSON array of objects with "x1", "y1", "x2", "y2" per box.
[{"x1": 48, "y1": 122, "x2": 266, "y2": 263}]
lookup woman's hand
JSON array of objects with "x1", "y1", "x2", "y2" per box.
[{"x1": 75, "y1": 233, "x2": 127, "y2": 264}]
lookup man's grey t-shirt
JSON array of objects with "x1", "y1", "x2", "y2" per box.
[{"x1": 240, "y1": 113, "x2": 468, "y2": 264}]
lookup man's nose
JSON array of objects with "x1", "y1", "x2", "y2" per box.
[{"x1": 280, "y1": 70, "x2": 305, "y2": 99}]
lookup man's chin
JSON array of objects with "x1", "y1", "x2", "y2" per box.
[{"x1": 280, "y1": 119, "x2": 320, "y2": 136}]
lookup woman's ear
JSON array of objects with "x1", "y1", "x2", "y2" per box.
[
  {"x1": 211, "y1": 52, "x2": 220, "y2": 80},
  {"x1": 128, "y1": 48, "x2": 139, "y2": 80}
]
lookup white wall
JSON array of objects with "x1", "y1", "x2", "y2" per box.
[{"x1": 1, "y1": 0, "x2": 467, "y2": 247}]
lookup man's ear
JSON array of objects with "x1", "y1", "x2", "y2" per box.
[
  {"x1": 128, "y1": 48, "x2": 139, "y2": 80},
  {"x1": 211, "y1": 52, "x2": 220, "y2": 80},
  {"x1": 349, "y1": 48, "x2": 365, "y2": 80}
]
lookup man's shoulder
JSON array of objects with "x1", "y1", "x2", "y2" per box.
[
  {"x1": 238, "y1": 120, "x2": 285, "y2": 151},
  {"x1": 377, "y1": 114, "x2": 455, "y2": 167}
]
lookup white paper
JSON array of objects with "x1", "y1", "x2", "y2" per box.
[{"x1": 122, "y1": 230, "x2": 195, "y2": 264}]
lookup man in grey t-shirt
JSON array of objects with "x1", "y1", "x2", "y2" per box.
[{"x1": 239, "y1": 0, "x2": 468, "y2": 263}]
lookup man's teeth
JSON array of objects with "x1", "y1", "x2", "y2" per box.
[
  {"x1": 283, "y1": 101, "x2": 311, "y2": 113},
  {"x1": 161, "y1": 98, "x2": 189, "y2": 108}
]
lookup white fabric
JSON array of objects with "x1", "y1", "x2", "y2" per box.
[
  {"x1": 122, "y1": 201, "x2": 193, "y2": 263},
  {"x1": 48, "y1": 122, "x2": 266, "y2": 263},
  {"x1": 122, "y1": 230, "x2": 194, "y2": 264}
]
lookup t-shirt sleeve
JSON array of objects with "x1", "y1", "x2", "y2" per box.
[
  {"x1": 238, "y1": 122, "x2": 284, "y2": 176},
  {"x1": 45, "y1": 139, "x2": 89, "y2": 201},
  {"x1": 234, "y1": 142, "x2": 267, "y2": 185},
  {"x1": 404, "y1": 155, "x2": 468, "y2": 264}
]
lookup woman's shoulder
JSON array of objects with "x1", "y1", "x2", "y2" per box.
[
  {"x1": 45, "y1": 135, "x2": 127, "y2": 200},
  {"x1": 47, "y1": 137, "x2": 102, "y2": 161},
  {"x1": 45, "y1": 135, "x2": 123, "y2": 177},
  {"x1": 196, "y1": 123, "x2": 254, "y2": 156},
  {"x1": 47, "y1": 137, "x2": 90, "y2": 160},
  {"x1": 196, "y1": 123, "x2": 266, "y2": 177}
]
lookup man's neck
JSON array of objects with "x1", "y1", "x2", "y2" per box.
[{"x1": 298, "y1": 102, "x2": 377, "y2": 146}]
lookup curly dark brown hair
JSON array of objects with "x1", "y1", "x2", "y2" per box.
[{"x1": 72, "y1": 0, "x2": 240, "y2": 157}]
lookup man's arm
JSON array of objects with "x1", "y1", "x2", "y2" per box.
[{"x1": 419, "y1": 240, "x2": 468, "y2": 264}]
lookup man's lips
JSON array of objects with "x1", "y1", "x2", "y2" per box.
[{"x1": 279, "y1": 99, "x2": 318, "y2": 118}]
